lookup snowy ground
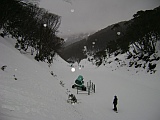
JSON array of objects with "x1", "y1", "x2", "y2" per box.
[{"x1": 0, "y1": 36, "x2": 160, "y2": 120}]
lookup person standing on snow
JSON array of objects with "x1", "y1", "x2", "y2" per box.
[{"x1": 113, "y1": 95, "x2": 118, "y2": 111}]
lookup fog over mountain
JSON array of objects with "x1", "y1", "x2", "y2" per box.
[{"x1": 39, "y1": 0, "x2": 160, "y2": 36}]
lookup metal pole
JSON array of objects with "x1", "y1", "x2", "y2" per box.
[
  {"x1": 92, "y1": 82, "x2": 94, "y2": 90},
  {"x1": 88, "y1": 87, "x2": 90, "y2": 95},
  {"x1": 87, "y1": 82, "x2": 88, "y2": 88}
]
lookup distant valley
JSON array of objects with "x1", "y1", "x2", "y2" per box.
[{"x1": 58, "y1": 21, "x2": 128, "y2": 63}]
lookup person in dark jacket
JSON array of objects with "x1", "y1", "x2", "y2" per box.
[{"x1": 113, "y1": 95, "x2": 118, "y2": 111}]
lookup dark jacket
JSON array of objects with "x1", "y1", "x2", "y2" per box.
[{"x1": 113, "y1": 96, "x2": 118, "y2": 105}]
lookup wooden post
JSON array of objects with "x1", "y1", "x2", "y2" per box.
[
  {"x1": 88, "y1": 87, "x2": 90, "y2": 95},
  {"x1": 89, "y1": 80, "x2": 91, "y2": 87},
  {"x1": 77, "y1": 87, "x2": 78, "y2": 94},
  {"x1": 94, "y1": 84, "x2": 95, "y2": 93},
  {"x1": 92, "y1": 82, "x2": 94, "y2": 90}
]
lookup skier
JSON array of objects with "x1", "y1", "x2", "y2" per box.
[{"x1": 113, "y1": 95, "x2": 118, "y2": 112}]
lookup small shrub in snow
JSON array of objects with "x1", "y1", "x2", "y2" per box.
[
  {"x1": 60, "y1": 81, "x2": 65, "y2": 87},
  {"x1": 148, "y1": 63, "x2": 156, "y2": 70},
  {"x1": 13, "y1": 75, "x2": 17, "y2": 80},
  {"x1": 67, "y1": 94, "x2": 77, "y2": 104},
  {"x1": 1, "y1": 65, "x2": 7, "y2": 71}
]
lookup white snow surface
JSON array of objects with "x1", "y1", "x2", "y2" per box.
[{"x1": 0, "y1": 36, "x2": 160, "y2": 120}]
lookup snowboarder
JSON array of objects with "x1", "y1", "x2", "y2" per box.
[{"x1": 113, "y1": 95, "x2": 118, "y2": 112}]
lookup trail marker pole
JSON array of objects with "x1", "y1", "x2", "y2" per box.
[
  {"x1": 94, "y1": 84, "x2": 95, "y2": 93},
  {"x1": 88, "y1": 87, "x2": 90, "y2": 95},
  {"x1": 77, "y1": 87, "x2": 78, "y2": 94}
]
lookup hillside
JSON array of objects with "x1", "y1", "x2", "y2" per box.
[
  {"x1": 59, "y1": 6, "x2": 160, "y2": 65},
  {"x1": 62, "y1": 32, "x2": 95, "y2": 47},
  {"x1": 0, "y1": 36, "x2": 83, "y2": 120},
  {"x1": 59, "y1": 21, "x2": 128, "y2": 62},
  {"x1": 0, "y1": 35, "x2": 160, "y2": 120}
]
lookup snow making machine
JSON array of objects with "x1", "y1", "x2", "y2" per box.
[{"x1": 72, "y1": 75, "x2": 86, "y2": 91}]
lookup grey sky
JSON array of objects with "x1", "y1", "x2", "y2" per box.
[{"x1": 39, "y1": 0, "x2": 160, "y2": 36}]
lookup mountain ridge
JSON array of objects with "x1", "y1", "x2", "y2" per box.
[{"x1": 58, "y1": 21, "x2": 128, "y2": 62}]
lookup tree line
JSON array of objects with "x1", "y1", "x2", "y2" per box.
[
  {"x1": 0, "y1": 0, "x2": 64, "y2": 64},
  {"x1": 94, "y1": 6, "x2": 160, "y2": 66}
]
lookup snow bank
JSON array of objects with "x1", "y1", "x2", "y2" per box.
[{"x1": 0, "y1": 36, "x2": 160, "y2": 120}]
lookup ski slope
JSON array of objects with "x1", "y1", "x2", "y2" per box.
[{"x1": 0, "y1": 36, "x2": 160, "y2": 120}]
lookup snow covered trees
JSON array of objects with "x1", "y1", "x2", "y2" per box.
[
  {"x1": 0, "y1": 0, "x2": 64, "y2": 64},
  {"x1": 93, "y1": 6, "x2": 160, "y2": 72}
]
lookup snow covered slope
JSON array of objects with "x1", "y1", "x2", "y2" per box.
[
  {"x1": 0, "y1": 36, "x2": 83, "y2": 120},
  {"x1": 0, "y1": 36, "x2": 160, "y2": 120}
]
